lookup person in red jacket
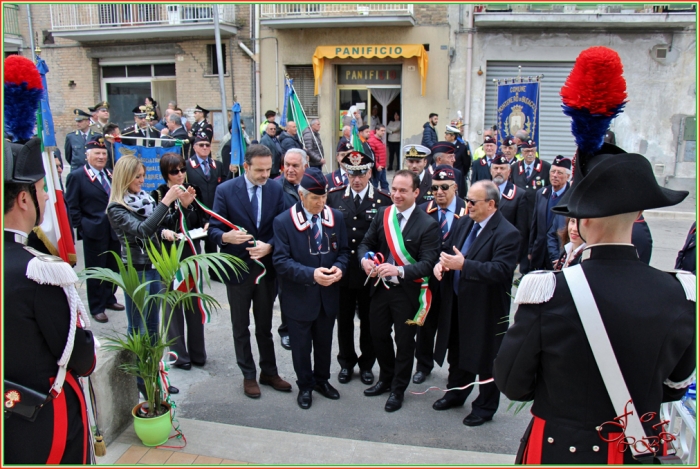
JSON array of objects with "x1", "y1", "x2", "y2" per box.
[{"x1": 368, "y1": 125, "x2": 388, "y2": 190}]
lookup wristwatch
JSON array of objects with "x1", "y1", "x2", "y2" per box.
[{"x1": 397, "y1": 266, "x2": 405, "y2": 279}]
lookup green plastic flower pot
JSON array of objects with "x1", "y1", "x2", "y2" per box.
[{"x1": 132, "y1": 402, "x2": 172, "y2": 447}]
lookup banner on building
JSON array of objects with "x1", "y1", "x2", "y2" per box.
[
  {"x1": 114, "y1": 142, "x2": 178, "y2": 193},
  {"x1": 496, "y1": 77, "x2": 541, "y2": 144}
]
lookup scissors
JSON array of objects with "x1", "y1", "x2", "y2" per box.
[{"x1": 363, "y1": 251, "x2": 384, "y2": 286}]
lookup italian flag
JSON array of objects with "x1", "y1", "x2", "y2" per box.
[{"x1": 35, "y1": 149, "x2": 77, "y2": 265}]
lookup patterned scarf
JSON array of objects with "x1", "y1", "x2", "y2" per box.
[{"x1": 124, "y1": 190, "x2": 156, "y2": 217}]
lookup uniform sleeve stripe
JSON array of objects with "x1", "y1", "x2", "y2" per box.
[{"x1": 664, "y1": 370, "x2": 696, "y2": 389}]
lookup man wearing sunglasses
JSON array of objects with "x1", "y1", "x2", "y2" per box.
[
  {"x1": 490, "y1": 154, "x2": 528, "y2": 270},
  {"x1": 273, "y1": 167, "x2": 350, "y2": 410},
  {"x1": 413, "y1": 166, "x2": 467, "y2": 385},
  {"x1": 428, "y1": 142, "x2": 466, "y2": 200},
  {"x1": 471, "y1": 135, "x2": 498, "y2": 184},
  {"x1": 327, "y1": 151, "x2": 391, "y2": 387}
]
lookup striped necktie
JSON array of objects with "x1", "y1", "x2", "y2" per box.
[
  {"x1": 439, "y1": 209, "x2": 449, "y2": 240},
  {"x1": 310, "y1": 215, "x2": 321, "y2": 251}
]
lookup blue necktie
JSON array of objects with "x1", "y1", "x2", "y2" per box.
[
  {"x1": 547, "y1": 192, "x2": 559, "y2": 226},
  {"x1": 453, "y1": 223, "x2": 481, "y2": 294},
  {"x1": 439, "y1": 209, "x2": 449, "y2": 240},
  {"x1": 99, "y1": 171, "x2": 110, "y2": 196},
  {"x1": 310, "y1": 215, "x2": 321, "y2": 251},
  {"x1": 250, "y1": 185, "x2": 259, "y2": 228},
  {"x1": 526, "y1": 165, "x2": 531, "y2": 178},
  {"x1": 201, "y1": 159, "x2": 210, "y2": 180}
]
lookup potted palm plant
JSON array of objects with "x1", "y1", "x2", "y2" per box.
[{"x1": 80, "y1": 240, "x2": 245, "y2": 446}]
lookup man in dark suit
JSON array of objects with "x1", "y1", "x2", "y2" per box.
[
  {"x1": 161, "y1": 113, "x2": 191, "y2": 158},
  {"x1": 260, "y1": 122, "x2": 283, "y2": 178},
  {"x1": 209, "y1": 144, "x2": 292, "y2": 399},
  {"x1": 189, "y1": 104, "x2": 213, "y2": 156},
  {"x1": 326, "y1": 145, "x2": 351, "y2": 189},
  {"x1": 404, "y1": 144, "x2": 434, "y2": 205},
  {"x1": 428, "y1": 142, "x2": 466, "y2": 199},
  {"x1": 65, "y1": 137, "x2": 122, "y2": 323},
  {"x1": 490, "y1": 154, "x2": 528, "y2": 264},
  {"x1": 414, "y1": 166, "x2": 467, "y2": 385},
  {"x1": 471, "y1": 135, "x2": 497, "y2": 184},
  {"x1": 186, "y1": 135, "x2": 222, "y2": 262},
  {"x1": 432, "y1": 180, "x2": 520, "y2": 426},
  {"x1": 445, "y1": 124, "x2": 471, "y2": 176},
  {"x1": 64, "y1": 109, "x2": 101, "y2": 171},
  {"x1": 528, "y1": 156, "x2": 570, "y2": 271},
  {"x1": 121, "y1": 106, "x2": 160, "y2": 147},
  {"x1": 272, "y1": 167, "x2": 350, "y2": 409},
  {"x1": 327, "y1": 151, "x2": 392, "y2": 386},
  {"x1": 358, "y1": 170, "x2": 441, "y2": 412}
]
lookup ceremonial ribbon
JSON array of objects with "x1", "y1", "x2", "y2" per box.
[
  {"x1": 156, "y1": 350, "x2": 187, "y2": 450},
  {"x1": 175, "y1": 199, "x2": 211, "y2": 324},
  {"x1": 363, "y1": 251, "x2": 388, "y2": 288},
  {"x1": 383, "y1": 205, "x2": 432, "y2": 325},
  {"x1": 409, "y1": 378, "x2": 495, "y2": 395}
]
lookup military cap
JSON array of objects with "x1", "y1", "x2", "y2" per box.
[
  {"x1": 431, "y1": 141, "x2": 455, "y2": 155},
  {"x1": 403, "y1": 144, "x2": 431, "y2": 159},
  {"x1": 4, "y1": 137, "x2": 44, "y2": 184},
  {"x1": 85, "y1": 137, "x2": 106, "y2": 150},
  {"x1": 194, "y1": 133, "x2": 211, "y2": 144},
  {"x1": 194, "y1": 104, "x2": 209, "y2": 116},
  {"x1": 73, "y1": 109, "x2": 91, "y2": 121},
  {"x1": 483, "y1": 135, "x2": 497, "y2": 145},
  {"x1": 93, "y1": 101, "x2": 109, "y2": 111},
  {"x1": 502, "y1": 135, "x2": 516, "y2": 147},
  {"x1": 300, "y1": 167, "x2": 328, "y2": 195},
  {"x1": 551, "y1": 155, "x2": 572, "y2": 170},
  {"x1": 132, "y1": 105, "x2": 148, "y2": 118},
  {"x1": 492, "y1": 154, "x2": 510, "y2": 166},
  {"x1": 341, "y1": 150, "x2": 373, "y2": 175},
  {"x1": 432, "y1": 165, "x2": 456, "y2": 181},
  {"x1": 445, "y1": 124, "x2": 461, "y2": 135},
  {"x1": 521, "y1": 139, "x2": 537, "y2": 149}
]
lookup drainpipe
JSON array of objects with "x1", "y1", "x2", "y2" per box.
[
  {"x1": 463, "y1": 6, "x2": 475, "y2": 140},
  {"x1": 213, "y1": 5, "x2": 228, "y2": 126},
  {"x1": 254, "y1": 4, "x2": 261, "y2": 129}
]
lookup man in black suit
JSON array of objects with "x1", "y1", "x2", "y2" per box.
[
  {"x1": 161, "y1": 113, "x2": 191, "y2": 158},
  {"x1": 65, "y1": 137, "x2": 123, "y2": 323},
  {"x1": 326, "y1": 144, "x2": 351, "y2": 189},
  {"x1": 528, "y1": 156, "x2": 570, "y2": 271},
  {"x1": 64, "y1": 109, "x2": 101, "y2": 171},
  {"x1": 471, "y1": 135, "x2": 497, "y2": 184},
  {"x1": 404, "y1": 144, "x2": 434, "y2": 205},
  {"x1": 414, "y1": 166, "x2": 467, "y2": 385},
  {"x1": 186, "y1": 135, "x2": 222, "y2": 262},
  {"x1": 432, "y1": 180, "x2": 520, "y2": 426},
  {"x1": 445, "y1": 124, "x2": 471, "y2": 176},
  {"x1": 358, "y1": 170, "x2": 441, "y2": 412},
  {"x1": 327, "y1": 151, "x2": 392, "y2": 386},
  {"x1": 189, "y1": 104, "x2": 213, "y2": 156},
  {"x1": 121, "y1": 106, "x2": 160, "y2": 147},
  {"x1": 428, "y1": 142, "x2": 466, "y2": 199},
  {"x1": 490, "y1": 154, "x2": 528, "y2": 265},
  {"x1": 272, "y1": 167, "x2": 350, "y2": 409},
  {"x1": 209, "y1": 144, "x2": 292, "y2": 399}
]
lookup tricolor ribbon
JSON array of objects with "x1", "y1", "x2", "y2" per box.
[{"x1": 363, "y1": 251, "x2": 388, "y2": 288}]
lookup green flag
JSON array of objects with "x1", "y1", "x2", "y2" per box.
[
  {"x1": 351, "y1": 121, "x2": 363, "y2": 151},
  {"x1": 286, "y1": 85, "x2": 309, "y2": 136}
]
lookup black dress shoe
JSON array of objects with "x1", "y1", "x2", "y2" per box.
[
  {"x1": 175, "y1": 362, "x2": 192, "y2": 370},
  {"x1": 168, "y1": 385, "x2": 179, "y2": 394},
  {"x1": 412, "y1": 370, "x2": 429, "y2": 384},
  {"x1": 191, "y1": 360, "x2": 206, "y2": 367},
  {"x1": 384, "y1": 392, "x2": 404, "y2": 412},
  {"x1": 364, "y1": 381, "x2": 391, "y2": 397},
  {"x1": 297, "y1": 389, "x2": 312, "y2": 409},
  {"x1": 360, "y1": 369, "x2": 374, "y2": 385},
  {"x1": 280, "y1": 336, "x2": 291, "y2": 350},
  {"x1": 106, "y1": 302, "x2": 125, "y2": 311},
  {"x1": 337, "y1": 368, "x2": 352, "y2": 384},
  {"x1": 314, "y1": 382, "x2": 340, "y2": 400},
  {"x1": 463, "y1": 413, "x2": 492, "y2": 427},
  {"x1": 433, "y1": 396, "x2": 465, "y2": 411}
]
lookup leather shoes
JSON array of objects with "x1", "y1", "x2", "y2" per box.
[
  {"x1": 93, "y1": 312, "x2": 109, "y2": 323},
  {"x1": 463, "y1": 413, "x2": 492, "y2": 427},
  {"x1": 280, "y1": 336, "x2": 291, "y2": 350},
  {"x1": 175, "y1": 362, "x2": 192, "y2": 370},
  {"x1": 314, "y1": 382, "x2": 340, "y2": 400},
  {"x1": 259, "y1": 373, "x2": 292, "y2": 392},
  {"x1": 297, "y1": 389, "x2": 312, "y2": 409},
  {"x1": 106, "y1": 302, "x2": 125, "y2": 311},
  {"x1": 412, "y1": 370, "x2": 429, "y2": 384},
  {"x1": 191, "y1": 360, "x2": 206, "y2": 367},
  {"x1": 168, "y1": 385, "x2": 179, "y2": 394},
  {"x1": 364, "y1": 381, "x2": 391, "y2": 397},
  {"x1": 384, "y1": 392, "x2": 403, "y2": 412},
  {"x1": 338, "y1": 368, "x2": 352, "y2": 384},
  {"x1": 244, "y1": 378, "x2": 261, "y2": 398},
  {"x1": 433, "y1": 395, "x2": 465, "y2": 411},
  {"x1": 360, "y1": 369, "x2": 374, "y2": 385}
]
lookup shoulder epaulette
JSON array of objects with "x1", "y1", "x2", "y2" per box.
[
  {"x1": 328, "y1": 185, "x2": 346, "y2": 193},
  {"x1": 514, "y1": 270, "x2": 556, "y2": 305},
  {"x1": 24, "y1": 247, "x2": 78, "y2": 287},
  {"x1": 673, "y1": 270, "x2": 696, "y2": 302},
  {"x1": 377, "y1": 189, "x2": 391, "y2": 198}
]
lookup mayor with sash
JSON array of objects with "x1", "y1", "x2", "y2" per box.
[{"x1": 358, "y1": 169, "x2": 440, "y2": 413}]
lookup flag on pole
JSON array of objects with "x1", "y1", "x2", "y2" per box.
[
  {"x1": 351, "y1": 118, "x2": 363, "y2": 151},
  {"x1": 36, "y1": 56, "x2": 56, "y2": 147},
  {"x1": 229, "y1": 102, "x2": 246, "y2": 171},
  {"x1": 280, "y1": 76, "x2": 310, "y2": 137}
]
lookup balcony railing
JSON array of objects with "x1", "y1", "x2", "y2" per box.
[
  {"x1": 50, "y1": 4, "x2": 235, "y2": 30},
  {"x1": 4, "y1": 4, "x2": 21, "y2": 36},
  {"x1": 260, "y1": 4, "x2": 413, "y2": 18}
]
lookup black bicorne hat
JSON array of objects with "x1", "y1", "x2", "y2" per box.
[{"x1": 4, "y1": 137, "x2": 45, "y2": 184}]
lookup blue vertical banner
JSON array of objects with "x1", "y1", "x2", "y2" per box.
[
  {"x1": 35, "y1": 56, "x2": 56, "y2": 147},
  {"x1": 496, "y1": 78, "x2": 540, "y2": 144},
  {"x1": 279, "y1": 76, "x2": 293, "y2": 128},
  {"x1": 230, "y1": 102, "x2": 245, "y2": 167},
  {"x1": 114, "y1": 142, "x2": 178, "y2": 192}
]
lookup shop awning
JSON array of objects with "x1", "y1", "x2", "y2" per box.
[{"x1": 312, "y1": 44, "x2": 428, "y2": 96}]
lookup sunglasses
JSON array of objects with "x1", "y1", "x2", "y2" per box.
[
  {"x1": 196, "y1": 143, "x2": 211, "y2": 148},
  {"x1": 431, "y1": 184, "x2": 454, "y2": 192},
  {"x1": 168, "y1": 167, "x2": 187, "y2": 176},
  {"x1": 466, "y1": 198, "x2": 487, "y2": 205}
]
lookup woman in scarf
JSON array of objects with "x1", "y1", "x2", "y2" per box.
[{"x1": 553, "y1": 217, "x2": 586, "y2": 270}]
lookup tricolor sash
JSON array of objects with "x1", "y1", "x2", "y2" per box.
[{"x1": 383, "y1": 205, "x2": 432, "y2": 326}]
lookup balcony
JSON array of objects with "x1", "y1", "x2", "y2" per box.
[
  {"x1": 260, "y1": 4, "x2": 415, "y2": 29},
  {"x1": 49, "y1": 4, "x2": 237, "y2": 42},
  {"x1": 473, "y1": 3, "x2": 696, "y2": 30},
  {"x1": 4, "y1": 4, "x2": 23, "y2": 51}
]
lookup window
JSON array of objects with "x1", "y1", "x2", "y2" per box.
[
  {"x1": 101, "y1": 64, "x2": 176, "y2": 79},
  {"x1": 206, "y1": 44, "x2": 227, "y2": 75},
  {"x1": 286, "y1": 65, "x2": 318, "y2": 117}
]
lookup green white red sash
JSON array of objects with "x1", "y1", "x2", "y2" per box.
[{"x1": 383, "y1": 205, "x2": 431, "y2": 326}]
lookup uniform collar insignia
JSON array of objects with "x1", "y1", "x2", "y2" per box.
[
  {"x1": 481, "y1": 157, "x2": 488, "y2": 166},
  {"x1": 428, "y1": 165, "x2": 435, "y2": 175},
  {"x1": 190, "y1": 158, "x2": 199, "y2": 168},
  {"x1": 291, "y1": 204, "x2": 335, "y2": 231},
  {"x1": 534, "y1": 159, "x2": 542, "y2": 172},
  {"x1": 84, "y1": 165, "x2": 97, "y2": 182},
  {"x1": 425, "y1": 200, "x2": 438, "y2": 213},
  {"x1": 502, "y1": 182, "x2": 516, "y2": 200}
]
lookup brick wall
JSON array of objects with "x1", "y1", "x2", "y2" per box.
[{"x1": 413, "y1": 4, "x2": 449, "y2": 26}]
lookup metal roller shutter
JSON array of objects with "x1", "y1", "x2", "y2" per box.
[
  {"x1": 485, "y1": 61, "x2": 576, "y2": 162},
  {"x1": 286, "y1": 65, "x2": 319, "y2": 118}
]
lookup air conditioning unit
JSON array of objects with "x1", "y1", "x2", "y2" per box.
[{"x1": 167, "y1": 5, "x2": 180, "y2": 24}]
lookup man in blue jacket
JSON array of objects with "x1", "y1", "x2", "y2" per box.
[
  {"x1": 421, "y1": 113, "x2": 439, "y2": 164},
  {"x1": 272, "y1": 167, "x2": 350, "y2": 409}
]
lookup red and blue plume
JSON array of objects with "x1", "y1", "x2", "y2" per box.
[
  {"x1": 560, "y1": 46, "x2": 627, "y2": 156},
  {"x1": 4, "y1": 55, "x2": 43, "y2": 142}
]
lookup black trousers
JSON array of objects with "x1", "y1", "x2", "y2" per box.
[
  {"x1": 276, "y1": 282, "x2": 288, "y2": 338},
  {"x1": 414, "y1": 296, "x2": 440, "y2": 374},
  {"x1": 166, "y1": 302, "x2": 206, "y2": 365},
  {"x1": 369, "y1": 285, "x2": 418, "y2": 394},
  {"x1": 336, "y1": 284, "x2": 375, "y2": 371},
  {"x1": 387, "y1": 142, "x2": 401, "y2": 170},
  {"x1": 83, "y1": 235, "x2": 119, "y2": 316},
  {"x1": 286, "y1": 307, "x2": 335, "y2": 391},
  {"x1": 444, "y1": 297, "x2": 500, "y2": 418},
  {"x1": 225, "y1": 264, "x2": 278, "y2": 380}
]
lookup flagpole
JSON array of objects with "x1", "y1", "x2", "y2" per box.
[
  {"x1": 213, "y1": 5, "x2": 228, "y2": 139},
  {"x1": 289, "y1": 80, "x2": 323, "y2": 162}
]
